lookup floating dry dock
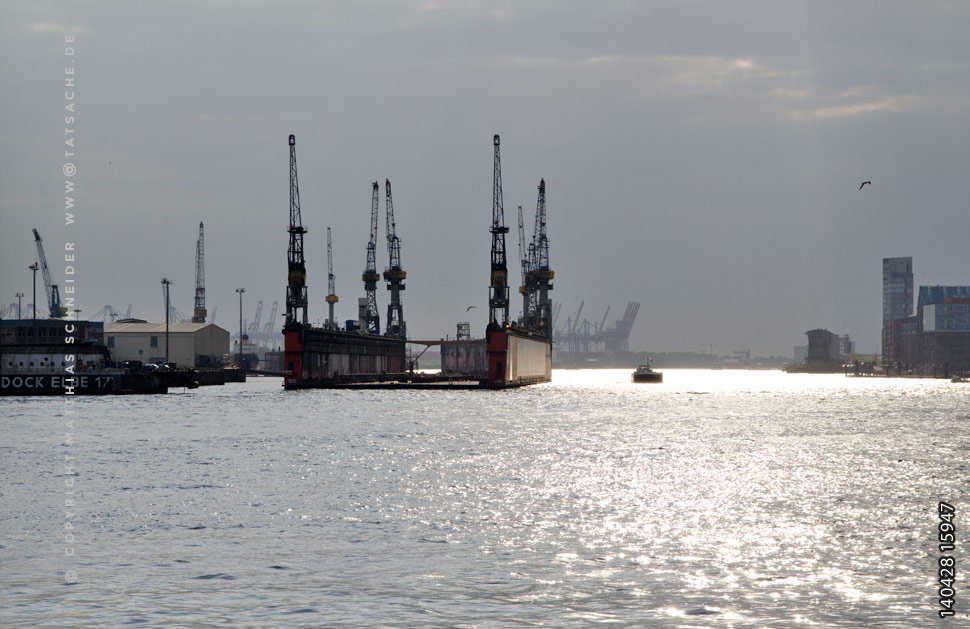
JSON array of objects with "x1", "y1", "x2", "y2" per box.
[{"x1": 281, "y1": 133, "x2": 553, "y2": 390}]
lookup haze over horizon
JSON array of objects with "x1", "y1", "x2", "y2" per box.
[{"x1": 2, "y1": 1, "x2": 968, "y2": 357}]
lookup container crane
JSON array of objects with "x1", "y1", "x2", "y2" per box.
[
  {"x1": 326, "y1": 227, "x2": 338, "y2": 329},
  {"x1": 262, "y1": 301, "x2": 278, "y2": 335},
  {"x1": 192, "y1": 221, "x2": 206, "y2": 323},
  {"x1": 361, "y1": 182, "x2": 381, "y2": 334},
  {"x1": 383, "y1": 179, "x2": 406, "y2": 338},
  {"x1": 488, "y1": 135, "x2": 509, "y2": 326},
  {"x1": 251, "y1": 300, "x2": 263, "y2": 336},
  {"x1": 32, "y1": 228, "x2": 64, "y2": 318}
]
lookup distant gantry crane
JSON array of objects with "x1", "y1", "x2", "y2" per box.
[
  {"x1": 192, "y1": 221, "x2": 206, "y2": 323},
  {"x1": 361, "y1": 181, "x2": 381, "y2": 334},
  {"x1": 383, "y1": 179, "x2": 406, "y2": 338},
  {"x1": 326, "y1": 227, "x2": 338, "y2": 329},
  {"x1": 32, "y1": 228, "x2": 65, "y2": 318},
  {"x1": 262, "y1": 301, "x2": 278, "y2": 334}
]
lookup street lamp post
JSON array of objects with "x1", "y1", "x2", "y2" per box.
[
  {"x1": 15, "y1": 293, "x2": 24, "y2": 319},
  {"x1": 161, "y1": 278, "x2": 173, "y2": 365},
  {"x1": 29, "y1": 263, "x2": 39, "y2": 328},
  {"x1": 235, "y1": 288, "x2": 245, "y2": 368}
]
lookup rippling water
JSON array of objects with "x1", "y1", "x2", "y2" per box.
[{"x1": 2, "y1": 369, "x2": 968, "y2": 627}]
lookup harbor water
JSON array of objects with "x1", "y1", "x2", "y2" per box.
[{"x1": 1, "y1": 369, "x2": 967, "y2": 627}]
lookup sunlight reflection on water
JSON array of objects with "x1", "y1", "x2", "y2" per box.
[{"x1": 1, "y1": 370, "x2": 967, "y2": 626}]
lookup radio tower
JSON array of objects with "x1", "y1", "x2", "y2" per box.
[
  {"x1": 285, "y1": 134, "x2": 308, "y2": 327},
  {"x1": 326, "y1": 227, "x2": 338, "y2": 329},
  {"x1": 361, "y1": 181, "x2": 381, "y2": 334},
  {"x1": 489, "y1": 135, "x2": 509, "y2": 326},
  {"x1": 383, "y1": 179, "x2": 406, "y2": 338},
  {"x1": 192, "y1": 221, "x2": 206, "y2": 323}
]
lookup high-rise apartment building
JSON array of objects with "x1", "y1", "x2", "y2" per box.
[{"x1": 882, "y1": 257, "x2": 913, "y2": 363}]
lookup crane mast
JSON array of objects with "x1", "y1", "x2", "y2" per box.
[
  {"x1": 383, "y1": 179, "x2": 406, "y2": 338},
  {"x1": 326, "y1": 227, "x2": 339, "y2": 329},
  {"x1": 32, "y1": 228, "x2": 63, "y2": 318},
  {"x1": 517, "y1": 205, "x2": 531, "y2": 322},
  {"x1": 285, "y1": 134, "x2": 308, "y2": 327},
  {"x1": 361, "y1": 181, "x2": 381, "y2": 334},
  {"x1": 192, "y1": 221, "x2": 206, "y2": 323},
  {"x1": 488, "y1": 135, "x2": 510, "y2": 326},
  {"x1": 534, "y1": 178, "x2": 554, "y2": 336}
]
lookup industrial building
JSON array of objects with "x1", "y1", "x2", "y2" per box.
[{"x1": 105, "y1": 321, "x2": 229, "y2": 368}]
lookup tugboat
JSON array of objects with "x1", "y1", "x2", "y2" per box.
[{"x1": 632, "y1": 359, "x2": 662, "y2": 383}]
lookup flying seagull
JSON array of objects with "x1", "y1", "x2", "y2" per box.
[
  {"x1": 859, "y1": 180, "x2": 871, "y2": 190},
  {"x1": 466, "y1": 305, "x2": 477, "y2": 312}
]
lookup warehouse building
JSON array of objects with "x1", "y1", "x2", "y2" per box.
[{"x1": 104, "y1": 320, "x2": 229, "y2": 368}]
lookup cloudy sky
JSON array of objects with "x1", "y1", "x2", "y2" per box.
[{"x1": 2, "y1": 1, "x2": 968, "y2": 356}]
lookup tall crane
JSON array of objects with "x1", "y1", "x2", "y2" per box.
[
  {"x1": 326, "y1": 227, "x2": 339, "y2": 329},
  {"x1": 517, "y1": 205, "x2": 531, "y2": 322},
  {"x1": 251, "y1": 300, "x2": 264, "y2": 335},
  {"x1": 488, "y1": 135, "x2": 509, "y2": 326},
  {"x1": 285, "y1": 134, "x2": 308, "y2": 327},
  {"x1": 361, "y1": 182, "x2": 381, "y2": 334},
  {"x1": 192, "y1": 221, "x2": 206, "y2": 323},
  {"x1": 262, "y1": 301, "x2": 278, "y2": 334},
  {"x1": 32, "y1": 228, "x2": 64, "y2": 318},
  {"x1": 533, "y1": 178, "x2": 554, "y2": 336},
  {"x1": 383, "y1": 179, "x2": 406, "y2": 338}
]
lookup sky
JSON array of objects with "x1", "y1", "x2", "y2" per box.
[{"x1": 1, "y1": 1, "x2": 968, "y2": 357}]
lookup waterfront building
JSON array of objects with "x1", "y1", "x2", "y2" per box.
[
  {"x1": 105, "y1": 320, "x2": 230, "y2": 368},
  {"x1": 882, "y1": 257, "x2": 913, "y2": 364}
]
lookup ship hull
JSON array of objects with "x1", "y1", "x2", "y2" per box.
[
  {"x1": 283, "y1": 324, "x2": 407, "y2": 389},
  {"x1": 484, "y1": 326, "x2": 552, "y2": 388}
]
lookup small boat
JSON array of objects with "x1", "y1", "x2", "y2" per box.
[
  {"x1": 632, "y1": 361, "x2": 662, "y2": 383},
  {"x1": 951, "y1": 375, "x2": 969, "y2": 383}
]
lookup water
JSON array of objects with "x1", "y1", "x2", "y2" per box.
[{"x1": 1, "y1": 369, "x2": 967, "y2": 627}]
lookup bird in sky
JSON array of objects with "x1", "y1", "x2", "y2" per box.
[
  {"x1": 859, "y1": 180, "x2": 871, "y2": 190},
  {"x1": 466, "y1": 305, "x2": 476, "y2": 311}
]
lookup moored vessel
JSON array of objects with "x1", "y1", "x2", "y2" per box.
[{"x1": 632, "y1": 360, "x2": 662, "y2": 383}]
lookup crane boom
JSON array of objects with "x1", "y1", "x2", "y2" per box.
[
  {"x1": 361, "y1": 182, "x2": 381, "y2": 334},
  {"x1": 488, "y1": 135, "x2": 509, "y2": 325},
  {"x1": 285, "y1": 134, "x2": 308, "y2": 326},
  {"x1": 32, "y1": 228, "x2": 63, "y2": 318},
  {"x1": 192, "y1": 221, "x2": 206, "y2": 323}
]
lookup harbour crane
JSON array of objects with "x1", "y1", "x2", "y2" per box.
[
  {"x1": 326, "y1": 227, "x2": 338, "y2": 329},
  {"x1": 285, "y1": 134, "x2": 308, "y2": 327},
  {"x1": 32, "y1": 228, "x2": 64, "y2": 318},
  {"x1": 361, "y1": 181, "x2": 381, "y2": 334},
  {"x1": 533, "y1": 178, "x2": 554, "y2": 336},
  {"x1": 262, "y1": 301, "x2": 278, "y2": 335},
  {"x1": 517, "y1": 205, "x2": 531, "y2": 322},
  {"x1": 488, "y1": 135, "x2": 509, "y2": 326},
  {"x1": 251, "y1": 300, "x2": 263, "y2": 335},
  {"x1": 192, "y1": 221, "x2": 206, "y2": 323},
  {"x1": 383, "y1": 179, "x2": 406, "y2": 338}
]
